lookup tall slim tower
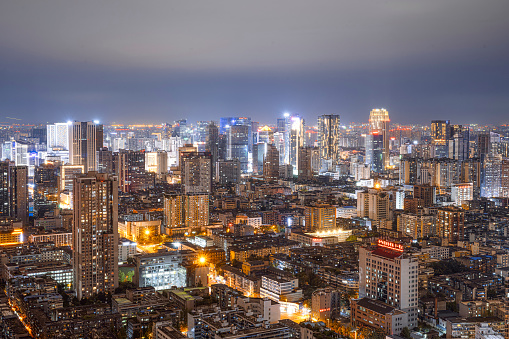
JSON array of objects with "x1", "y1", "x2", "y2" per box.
[
  {"x1": 9, "y1": 165, "x2": 29, "y2": 226},
  {"x1": 73, "y1": 172, "x2": 118, "y2": 299},
  {"x1": 68, "y1": 121, "x2": 102, "y2": 172},
  {"x1": 368, "y1": 109, "x2": 390, "y2": 171},
  {"x1": 317, "y1": 114, "x2": 341, "y2": 167}
]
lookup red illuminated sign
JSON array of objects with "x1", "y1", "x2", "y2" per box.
[{"x1": 377, "y1": 239, "x2": 404, "y2": 252}]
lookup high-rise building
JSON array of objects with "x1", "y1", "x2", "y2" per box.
[
  {"x1": 431, "y1": 120, "x2": 451, "y2": 158},
  {"x1": 220, "y1": 117, "x2": 252, "y2": 151},
  {"x1": 297, "y1": 147, "x2": 313, "y2": 180},
  {"x1": 304, "y1": 203, "x2": 336, "y2": 232},
  {"x1": 206, "y1": 122, "x2": 219, "y2": 176},
  {"x1": 47, "y1": 122, "x2": 70, "y2": 150},
  {"x1": 97, "y1": 147, "x2": 113, "y2": 174},
  {"x1": 368, "y1": 109, "x2": 390, "y2": 170},
  {"x1": 0, "y1": 161, "x2": 10, "y2": 217},
  {"x1": 73, "y1": 172, "x2": 118, "y2": 299},
  {"x1": 263, "y1": 144, "x2": 279, "y2": 183},
  {"x1": 451, "y1": 183, "x2": 473, "y2": 206},
  {"x1": 68, "y1": 121, "x2": 102, "y2": 172},
  {"x1": 481, "y1": 153, "x2": 502, "y2": 198},
  {"x1": 436, "y1": 207, "x2": 464, "y2": 242},
  {"x1": 34, "y1": 162, "x2": 59, "y2": 217},
  {"x1": 287, "y1": 116, "x2": 305, "y2": 174},
  {"x1": 216, "y1": 159, "x2": 241, "y2": 185},
  {"x1": 145, "y1": 150, "x2": 168, "y2": 175},
  {"x1": 366, "y1": 132, "x2": 384, "y2": 173},
  {"x1": 357, "y1": 189, "x2": 391, "y2": 227},
  {"x1": 413, "y1": 184, "x2": 436, "y2": 207},
  {"x1": 359, "y1": 240, "x2": 418, "y2": 327},
  {"x1": 252, "y1": 143, "x2": 268, "y2": 175},
  {"x1": 397, "y1": 213, "x2": 435, "y2": 239},
  {"x1": 227, "y1": 125, "x2": 249, "y2": 173},
  {"x1": 477, "y1": 133, "x2": 491, "y2": 158},
  {"x1": 317, "y1": 114, "x2": 341, "y2": 168},
  {"x1": 115, "y1": 150, "x2": 149, "y2": 193},
  {"x1": 9, "y1": 165, "x2": 29, "y2": 226},
  {"x1": 164, "y1": 194, "x2": 209, "y2": 233},
  {"x1": 502, "y1": 160, "x2": 509, "y2": 198},
  {"x1": 181, "y1": 152, "x2": 212, "y2": 194},
  {"x1": 449, "y1": 125, "x2": 470, "y2": 161}
]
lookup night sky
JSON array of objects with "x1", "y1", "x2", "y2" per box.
[{"x1": 1, "y1": 1, "x2": 508, "y2": 125}]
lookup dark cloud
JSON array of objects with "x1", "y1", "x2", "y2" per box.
[{"x1": 0, "y1": 1, "x2": 508, "y2": 125}]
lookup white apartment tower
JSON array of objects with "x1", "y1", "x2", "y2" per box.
[{"x1": 359, "y1": 240, "x2": 418, "y2": 327}]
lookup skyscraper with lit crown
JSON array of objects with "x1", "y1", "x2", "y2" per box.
[{"x1": 367, "y1": 109, "x2": 390, "y2": 171}]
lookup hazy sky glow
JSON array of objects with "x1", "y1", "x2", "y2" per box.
[{"x1": 1, "y1": 1, "x2": 508, "y2": 125}]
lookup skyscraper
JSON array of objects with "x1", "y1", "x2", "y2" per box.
[
  {"x1": 287, "y1": 115, "x2": 305, "y2": 173},
  {"x1": 367, "y1": 109, "x2": 390, "y2": 171},
  {"x1": 73, "y1": 172, "x2": 118, "y2": 299},
  {"x1": 205, "y1": 122, "x2": 219, "y2": 176},
  {"x1": 431, "y1": 120, "x2": 450, "y2": 158},
  {"x1": 317, "y1": 114, "x2": 340, "y2": 168},
  {"x1": 263, "y1": 144, "x2": 279, "y2": 183},
  {"x1": 68, "y1": 121, "x2": 102, "y2": 172},
  {"x1": 448, "y1": 125, "x2": 470, "y2": 161},
  {"x1": 181, "y1": 152, "x2": 212, "y2": 194},
  {"x1": 227, "y1": 125, "x2": 249, "y2": 173},
  {"x1": 47, "y1": 122, "x2": 70, "y2": 150},
  {"x1": 9, "y1": 165, "x2": 29, "y2": 226},
  {"x1": 0, "y1": 161, "x2": 10, "y2": 217}
]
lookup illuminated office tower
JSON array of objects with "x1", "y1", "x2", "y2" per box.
[
  {"x1": 256, "y1": 125, "x2": 273, "y2": 144},
  {"x1": 436, "y1": 207, "x2": 464, "y2": 242},
  {"x1": 34, "y1": 162, "x2": 59, "y2": 217},
  {"x1": 366, "y1": 133, "x2": 384, "y2": 173},
  {"x1": 304, "y1": 203, "x2": 336, "y2": 232},
  {"x1": 181, "y1": 152, "x2": 212, "y2": 194},
  {"x1": 317, "y1": 114, "x2": 340, "y2": 166},
  {"x1": 431, "y1": 120, "x2": 450, "y2": 158},
  {"x1": 480, "y1": 153, "x2": 502, "y2": 198},
  {"x1": 73, "y1": 172, "x2": 118, "y2": 300},
  {"x1": 145, "y1": 150, "x2": 168, "y2": 175},
  {"x1": 359, "y1": 240, "x2": 418, "y2": 327},
  {"x1": 47, "y1": 122, "x2": 69, "y2": 150},
  {"x1": 501, "y1": 160, "x2": 509, "y2": 198},
  {"x1": 205, "y1": 122, "x2": 219, "y2": 176},
  {"x1": 68, "y1": 121, "x2": 103, "y2": 172},
  {"x1": 263, "y1": 144, "x2": 279, "y2": 183},
  {"x1": 227, "y1": 125, "x2": 249, "y2": 173},
  {"x1": 252, "y1": 143, "x2": 268, "y2": 175},
  {"x1": 220, "y1": 117, "x2": 252, "y2": 151},
  {"x1": 0, "y1": 161, "x2": 10, "y2": 217},
  {"x1": 448, "y1": 125, "x2": 470, "y2": 161},
  {"x1": 273, "y1": 132, "x2": 286, "y2": 164},
  {"x1": 366, "y1": 109, "x2": 390, "y2": 171},
  {"x1": 287, "y1": 116, "x2": 305, "y2": 174}
]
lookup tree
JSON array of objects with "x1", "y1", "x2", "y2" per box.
[{"x1": 401, "y1": 327, "x2": 412, "y2": 339}]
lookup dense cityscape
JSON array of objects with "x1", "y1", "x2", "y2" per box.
[
  {"x1": 2, "y1": 1, "x2": 509, "y2": 339},
  {"x1": 0, "y1": 113, "x2": 508, "y2": 339}
]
